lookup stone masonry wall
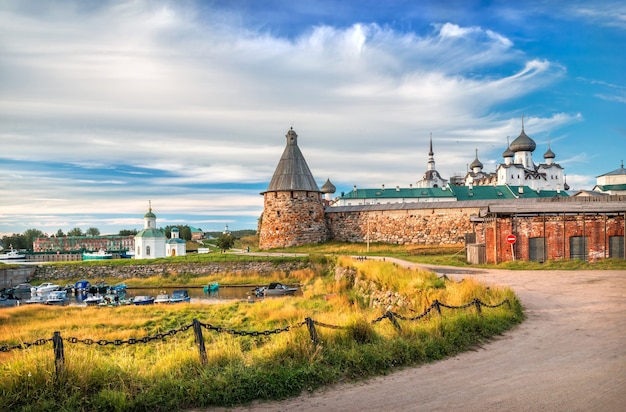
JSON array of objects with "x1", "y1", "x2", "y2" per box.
[
  {"x1": 33, "y1": 261, "x2": 306, "y2": 282},
  {"x1": 326, "y1": 207, "x2": 480, "y2": 245},
  {"x1": 259, "y1": 191, "x2": 328, "y2": 249}
]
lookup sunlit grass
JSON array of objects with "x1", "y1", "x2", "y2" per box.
[{"x1": 1, "y1": 257, "x2": 522, "y2": 411}]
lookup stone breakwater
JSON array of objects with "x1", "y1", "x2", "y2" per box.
[
  {"x1": 334, "y1": 265, "x2": 410, "y2": 309},
  {"x1": 33, "y1": 261, "x2": 307, "y2": 281}
]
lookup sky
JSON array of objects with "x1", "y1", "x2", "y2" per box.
[{"x1": 1, "y1": 0, "x2": 625, "y2": 237}]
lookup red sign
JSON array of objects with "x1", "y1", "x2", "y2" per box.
[{"x1": 506, "y1": 234, "x2": 517, "y2": 244}]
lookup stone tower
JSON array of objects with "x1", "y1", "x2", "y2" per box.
[{"x1": 258, "y1": 127, "x2": 327, "y2": 249}]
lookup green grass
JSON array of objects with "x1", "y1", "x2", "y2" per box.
[
  {"x1": 265, "y1": 241, "x2": 626, "y2": 270},
  {"x1": 0, "y1": 256, "x2": 522, "y2": 411}
]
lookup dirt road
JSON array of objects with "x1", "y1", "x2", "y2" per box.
[{"x1": 213, "y1": 263, "x2": 626, "y2": 411}]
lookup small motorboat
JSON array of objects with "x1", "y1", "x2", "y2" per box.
[
  {"x1": 154, "y1": 293, "x2": 170, "y2": 304},
  {"x1": 132, "y1": 295, "x2": 155, "y2": 305},
  {"x1": 119, "y1": 250, "x2": 135, "y2": 259},
  {"x1": 0, "y1": 296, "x2": 20, "y2": 307},
  {"x1": 203, "y1": 282, "x2": 219, "y2": 294},
  {"x1": 45, "y1": 290, "x2": 69, "y2": 306},
  {"x1": 0, "y1": 245, "x2": 26, "y2": 261},
  {"x1": 30, "y1": 282, "x2": 61, "y2": 295},
  {"x1": 98, "y1": 294, "x2": 125, "y2": 307},
  {"x1": 74, "y1": 280, "x2": 91, "y2": 294},
  {"x1": 82, "y1": 249, "x2": 113, "y2": 260},
  {"x1": 12, "y1": 283, "x2": 32, "y2": 293},
  {"x1": 24, "y1": 295, "x2": 47, "y2": 304},
  {"x1": 89, "y1": 282, "x2": 109, "y2": 295},
  {"x1": 108, "y1": 282, "x2": 127, "y2": 292},
  {"x1": 83, "y1": 294, "x2": 104, "y2": 306},
  {"x1": 169, "y1": 290, "x2": 190, "y2": 303},
  {"x1": 254, "y1": 282, "x2": 298, "y2": 298}
]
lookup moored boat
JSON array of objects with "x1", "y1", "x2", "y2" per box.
[
  {"x1": 203, "y1": 282, "x2": 219, "y2": 294},
  {"x1": 45, "y1": 290, "x2": 69, "y2": 305},
  {"x1": 132, "y1": 295, "x2": 155, "y2": 305},
  {"x1": 108, "y1": 282, "x2": 127, "y2": 293},
  {"x1": 169, "y1": 289, "x2": 190, "y2": 303},
  {"x1": 98, "y1": 294, "x2": 129, "y2": 306},
  {"x1": 82, "y1": 249, "x2": 113, "y2": 260},
  {"x1": 0, "y1": 245, "x2": 26, "y2": 261},
  {"x1": 83, "y1": 294, "x2": 104, "y2": 306},
  {"x1": 0, "y1": 296, "x2": 20, "y2": 307},
  {"x1": 74, "y1": 280, "x2": 91, "y2": 294},
  {"x1": 119, "y1": 250, "x2": 135, "y2": 259},
  {"x1": 24, "y1": 295, "x2": 47, "y2": 304},
  {"x1": 154, "y1": 293, "x2": 170, "y2": 304},
  {"x1": 30, "y1": 282, "x2": 61, "y2": 295},
  {"x1": 254, "y1": 282, "x2": 298, "y2": 297}
]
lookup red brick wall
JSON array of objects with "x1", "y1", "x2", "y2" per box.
[{"x1": 485, "y1": 214, "x2": 625, "y2": 263}]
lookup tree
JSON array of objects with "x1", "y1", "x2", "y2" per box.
[
  {"x1": 119, "y1": 229, "x2": 138, "y2": 236},
  {"x1": 56, "y1": 229, "x2": 65, "y2": 237},
  {"x1": 2, "y1": 234, "x2": 27, "y2": 251},
  {"x1": 86, "y1": 227, "x2": 100, "y2": 236},
  {"x1": 23, "y1": 228, "x2": 46, "y2": 249},
  {"x1": 216, "y1": 234, "x2": 235, "y2": 253},
  {"x1": 164, "y1": 225, "x2": 192, "y2": 240},
  {"x1": 67, "y1": 227, "x2": 84, "y2": 237}
]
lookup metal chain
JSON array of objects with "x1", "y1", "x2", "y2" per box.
[
  {"x1": 63, "y1": 323, "x2": 193, "y2": 346},
  {"x1": 199, "y1": 320, "x2": 300, "y2": 336},
  {"x1": 0, "y1": 338, "x2": 52, "y2": 352},
  {"x1": 0, "y1": 298, "x2": 511, "y2": 352}
]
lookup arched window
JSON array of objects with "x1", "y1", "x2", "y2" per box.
[{"x1": 146, "y1": 246, "x2": 151, "y2": 256}]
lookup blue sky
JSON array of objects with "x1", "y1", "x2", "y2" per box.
[{"x1": 1, "y1": 0, "x2": 624, "y2": 237}]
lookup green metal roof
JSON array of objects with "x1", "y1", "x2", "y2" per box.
[
  {"x1": 595, "y1": 184, "x2": 626, "y2": 191},
  {"x1": 166, "y1": 238, "x2": 186, "y2": 244},
  {"x1": 135, "y1": 228, "x2": 165, "y2": 238},
  {"x1": 339, "y1": 185, "x2": 569, "y2": 202},
  {"x1": 506, "y1": 186, "x2": 569, "y2": 199},
  {"x1": 451, "y1": 185, "x2": 516, "y2": 201},
  {"x1": 340, "y1": 187, "x2": 455, "y2": 200}
]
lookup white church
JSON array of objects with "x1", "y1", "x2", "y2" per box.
[
  {"x1": 465, "y1": 119, "x2": 568, "y2": 192},
  {"x1": 134, "y1": 203, "x2": 186, "y2": 259}
]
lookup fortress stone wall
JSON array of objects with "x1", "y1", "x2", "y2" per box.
[
  {"x1": 258, "y1": 191, "x2": 328, "y2": 249},
  {"x1": 325, "y1": 204, "x2": 480, "y2": 245}
]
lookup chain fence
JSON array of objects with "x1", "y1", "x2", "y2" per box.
[{"x1": 0, "y1": 296, "x2": 511, "y2": 377}]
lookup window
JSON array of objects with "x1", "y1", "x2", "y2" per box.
[{"x1": 146, "y1": 246, "x2": 151, "y2": 256}]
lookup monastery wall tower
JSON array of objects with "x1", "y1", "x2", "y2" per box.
[{"x1": 258, "y1": 128, "x2": 328, "y2": 249}]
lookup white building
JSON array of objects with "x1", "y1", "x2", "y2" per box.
[
  {"x1": 416, "y1": 135, "x2": 448, "y2": 188},
  {"x1": 494, "y1": 122, "x2": 567, "y2": 191},
  {"x1": 166, "y1": 227, "x2": 187, "y2": 257},
  {"x1": 593, "y1": 162, "x2": 626, "y2": 195},
  {"x1": 134, "y1": 203, "x2": 166, "y2": 259}
]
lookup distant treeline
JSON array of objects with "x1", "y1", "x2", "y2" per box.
[
  {"x1": 204, "y1": 229, "x2": 256, "y2": 239},
  {"x1": 2, "y1": 227, "x2": 257, "y2": 251}
]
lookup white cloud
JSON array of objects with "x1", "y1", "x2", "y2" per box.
[{"x1": 0, "y1": 0, "x2": 596, "y2": 234}]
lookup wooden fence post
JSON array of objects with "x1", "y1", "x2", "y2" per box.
[
  {"x1": 432, "y1": 300, "x2": 443, "y2": 337},
  {"x1": 305, "y1": 317, "x2": 318, "y2": 345},
  {"x1": 52, "y1": 331, "x2": 64, "y2": 379},
  {"x1": 473, "y1": 298, "x2": 482, "y2": 315},
  {"x1": 386, "y1": 311, "x2": 401, "y2": 332},
  {"x1": 192, "y1": 319, "x2": 208, "y2": 366}
]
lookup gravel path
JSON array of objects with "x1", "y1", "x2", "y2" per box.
[{"x1": 209, "y1": 262, "x2": 626, "y2": 411}]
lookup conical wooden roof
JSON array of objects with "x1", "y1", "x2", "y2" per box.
[{"x1": 264, "y1": 128, "x2": 320, "y2": 193}]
